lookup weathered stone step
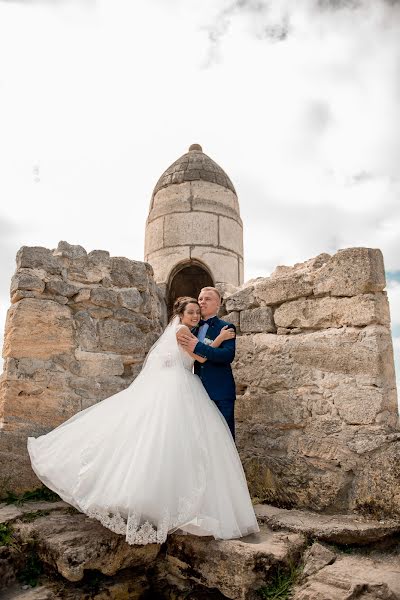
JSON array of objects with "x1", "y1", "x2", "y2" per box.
[
  {"x1": 0, "y1": 501, "x2": 68, "y2": 525},
  {"x1": 161, "y1": 525, "x2": 306, "y2": 600},
  {"x1": 3, "y1": 501, "x2": 307, "y2": 599},
  {"x1": 293, "y1": 543, "x2": 400, "y2": 599},
  {"x1": 254, "y1": 504, "x2": 400, "y2": 545},
  {"x1": 11, "y1": 510, "x2": 160, "y2": 582}
]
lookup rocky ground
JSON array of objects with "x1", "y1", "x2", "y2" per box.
[{"x1": 1, "y1": 499, "x2": 399, "y2": 600}]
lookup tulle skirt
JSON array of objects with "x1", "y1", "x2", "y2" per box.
[{"x1": 27, "y1": 363, "x2": 260, "y2": 545}]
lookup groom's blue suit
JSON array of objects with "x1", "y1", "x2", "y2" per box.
[{"x1": 192, "y1": 316, "x2": 237, "y2": 441}]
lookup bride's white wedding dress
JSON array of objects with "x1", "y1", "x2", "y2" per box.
[{"x1": 27, "y1": 316, "x2": 260, "y2": 545}]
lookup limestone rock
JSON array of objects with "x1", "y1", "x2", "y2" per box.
[
  {"x1": 3, "y1": 298, "x2": 74, "y2": 360},
  {"x1": 74, "y1": 349, "x2": 124, "y2": 377},
  {"x1": 109, "y1": 257, "x2": 151, "y2": 291},
  {"x1": 10, "y1": 272, "x2": 45, "y2": 296},
  {"x1": 301, "y1": 542, "x2": 337, "y2": 578},
  {"x1": 16, "y1": 247, "x2": 61, "y2": 276},
  {"x1": 225, "y1": 286, "x2": 257, "y2": 312},
  {"x1": 90, "y1": 287, "x2": 119, "y2": 308},
  {"x1": 240, "y1": 307, "x2": 276, "y2": 333},
  {"x1": 274, "y1": 293, "x2": 390, "y2": 329},
  {"x1": 165, "y1": 524, "x2": 306, "y2": 600},
  {"x1": 53, "y1": 241, "x2": 87, "y2": 259},
  {"x1": 12, "y1": 511, "x2": 161, "y2": 582},
  {"x1": 118, "y1": 288, "x2": 143, "y2": 311},
  {"x1": 233, "y1": 322, "x2": 398, "y2": 512},
  {"x1": 313, "y1": 247, "x2": 386, "y2": 297},
  {"x1": 0, "y1": 243, "x2": 164, "y2": 496},
  {"x1": 225, "y1": 311, "x2": 240, "y2": 328},
  {"x1": 253, "y1": 275, "x2": 314, "y2": 306},
  {"x1": 0, "y1": 500, "x2": 68, "y2": 524},
  {"x1": 44, "y1": 280, "x2": 80, "y2": 298},
  {"x1": 292, "y1": 553, "x2": 400, "y2": 599},
  {"x1": 254, "y1": 505, "x2": 400, "y2": 545}
]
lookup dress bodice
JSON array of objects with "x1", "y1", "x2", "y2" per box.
[{"x1": 176, "y1": 325, "x2": 195, "y2": 371}]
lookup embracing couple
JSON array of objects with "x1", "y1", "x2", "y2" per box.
[
  {"x1": 27, "y1": 286, "x2": 259, "y2": 545},
  {"x1": 177, "y1": 286, "x2": 237, "y2": 441}
]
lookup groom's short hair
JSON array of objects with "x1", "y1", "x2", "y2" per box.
[{"x1": 200, "y1": 287, "x2": 221, "y2": 302}]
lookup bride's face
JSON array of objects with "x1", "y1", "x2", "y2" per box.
[{"x1": 181, "y1": 303, "x2": 201, "y2": 328}]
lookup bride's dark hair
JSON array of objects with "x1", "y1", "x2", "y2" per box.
[{"x1": 171, "y1": 296, "x2": 200, "y2": 321}]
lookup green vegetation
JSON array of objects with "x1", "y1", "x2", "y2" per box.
[
  {"x1": 17, "y1": 540, "x2": 43, "y2": 587},
  {"x1": 4, "y1": 486, "x2": 60, "y2": 505},
  {"x1": 257, "y1": 564, "x2": 302, "y2": 600},
  {"x1": 0, "y1": 522, "x2": 14, "y2": 546},
  {"x1": 20, "y1": 510, "x2": 50, "y2": 522}
]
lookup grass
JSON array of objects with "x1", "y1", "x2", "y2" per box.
[
  {"x1": 257, "y1": 564, "x2": 302, "y2": 600},
  {"x1": 0, "y1": 522, "x2": 14, "y2": 546},
  {"x1": 20, "y1": 510, "x2": 50, "y2": 522},
  {"x1": 17, "y1": 540, "x2": 43, "y2": 588},
  {"x1": 4, "y1": 486, "x2": 60, "y2": 506}
]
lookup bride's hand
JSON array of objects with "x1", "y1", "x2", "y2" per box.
[{"x1": 216, "y1": 326, "x2": 236, "y2": 343}]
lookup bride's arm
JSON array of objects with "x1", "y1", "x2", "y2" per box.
[{"x1": 176, "y1": 325, "x2": 207, "y2": 363}]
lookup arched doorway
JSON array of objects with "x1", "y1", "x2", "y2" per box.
[{"x1": 167, "y1": 261, "x2": 214, "y2": 317}]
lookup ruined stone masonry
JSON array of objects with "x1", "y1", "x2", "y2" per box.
[
  {"x1": 224, "y1": 246, "x2": 400, "y2": 518},
  {"x1": 1, "y1": 143, "x2": 399, "y2": 599},
  {"x1": 0, "y1": 241, "x2": 163, "y2": 494}
]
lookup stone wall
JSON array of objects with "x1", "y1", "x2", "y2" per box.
[
  {"x1": 223, "y1": 247, "x2": 400, "y2": 518},
  {"x1": 0, "y1": 241, "x2": 164, "y2": 495}
]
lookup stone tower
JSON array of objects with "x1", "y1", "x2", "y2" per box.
[{"x1": 144, "y1": 144, "x2": 243, "y2": 312}]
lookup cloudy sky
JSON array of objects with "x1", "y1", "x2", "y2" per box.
[{"x1": 0, "y1": 0, "x2": 399, "y2": 385}]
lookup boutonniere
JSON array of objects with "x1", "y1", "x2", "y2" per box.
[{"x1": 203, "y1": 336, "x2": 213, "y2": 346}]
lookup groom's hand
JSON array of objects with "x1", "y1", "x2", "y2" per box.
[{"x1": 177, "y1": 331, "x2": 198, "y2": 353}]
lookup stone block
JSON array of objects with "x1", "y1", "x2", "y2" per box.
[
  {"x1": 240, "y1": 307, "x2": 276, "y2": 333},
  {"x1": 109, "y1": 257, "x2": 150, "y2": 290},
  {"x1": 87, "y1": 248, "x2": 111, "y2": 266},
  {"x1": 144, "y1": 216, "x2": 164, "y2": 255},
  {"x1": 98, "y1": 319, "x2": 146, "y2": 355},
  {"x1": 254, "y1": 505, "x2": 400, "y2": 545},
  {"x1": 90, "y1": 287, "x2": 119, "y2": 307},
  {"x1": 191, "y1": 246, "x2": 239, "y2": 285},
  {"x1": 75, "y1": 349, "x2": 124, "y2": 377},
  {"x1": 219, "y1": 215, "x2": 244, "y2": 256},
  {"x1": 164, "y1": 212, "x2": 218, "y2": 247},
  {"x1": 313, "y1": 247, "x2": 386, "y2": 297},
  {"x1": 254, "y1": 275, "x2": 314, "y2": 306},
  {"x1": 225, "y1": 285, "x2": 257, "y2": 312},
  {"x1": 274, "y1": 293, "x2": 391, "y2": 329},
  {"x1": 225, "y1": 311, "x2": 240, "y2": 328},
  {"x1": 150, "y1": 182, "x2": 192, "y2": 219},
  {"x1": 3, "y1": 298, "x2": 74, "y2": 360},
  {"x1": 190, "y1": 180, "x2": 238, "y2": 208},
  {"x1": 16, "y1": 246, "x2": 62, "y2": 275},
  {"x1": 165, "y1": 525, "x2": 305, "y2": 600},
  {"x1": 45, "y1": 280, "x2": 80, "y2": 298},
  {"x1": 12, "y1": 511, "x2": 160, "y2": 582},
  {"x1": 145, "y1": 246, "x2": 190, "y2": 284},
  {"x1": 293, "y1": 553, "x2": 400, "y2": 599},
  {"x1": 10, "y1": 272, "x2": 45, "y2": 295},
  {"x1": 53, "y1": 240, "x2": 87, "y2": 259},
  {"x1": 118, "y1": 287, "x2": 143, "y2": 311}
]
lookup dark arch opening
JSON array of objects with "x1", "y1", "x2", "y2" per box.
[{"x1": 167, "y1": 262, "x2": 214, "y2": 318}]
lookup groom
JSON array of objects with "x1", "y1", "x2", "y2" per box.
[{"x1": 177, "y1": 287, "x2": 237, "y2": 441}]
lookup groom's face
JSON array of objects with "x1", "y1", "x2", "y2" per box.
[{"x1": 198, "y1": 289, "x2": 220, "y2": 319}]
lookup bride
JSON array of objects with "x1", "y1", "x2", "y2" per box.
[{"x1": 27, "y1": 296, "x2": 260, "y2": 545}]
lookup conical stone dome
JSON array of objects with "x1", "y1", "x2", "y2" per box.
[
  {"x1": 145, "y1": 144, "x2": 243, "y2": 303},
  {"x1": 152, "y1": 144, "x2": 236, "y2": 202}
]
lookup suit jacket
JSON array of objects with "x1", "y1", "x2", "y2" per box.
[{"x1": 193, "y1": 316, "x2": 236, "y2": 403}]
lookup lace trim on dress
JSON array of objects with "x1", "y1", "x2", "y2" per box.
[{"x1": 84, "y1": 488, "x2": 204, "y2": 545}]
